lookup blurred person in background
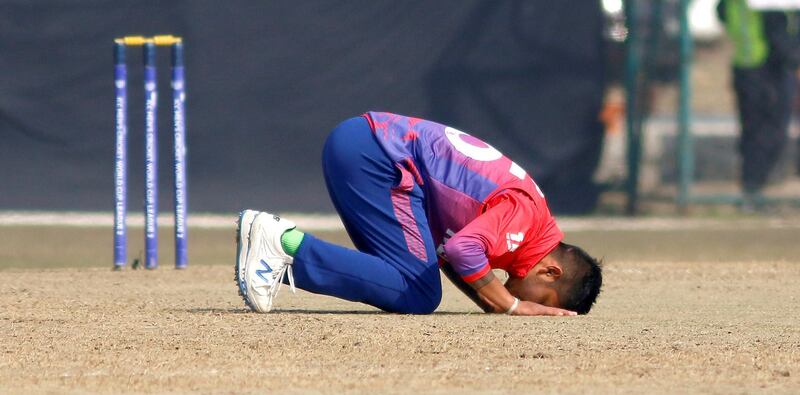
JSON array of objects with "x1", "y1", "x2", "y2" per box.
[{"x1": 718, "y1": 0, "x2": 800, "y2": 211}]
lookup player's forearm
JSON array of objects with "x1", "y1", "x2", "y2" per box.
[
  {"x1": 440, "y1": 263, "x2": 494, "y2": 313},
  {"x1": 474, "y1": 276, "x2": 518, "y2": 314},
  {"x1": 443, "y1": 235, "x2": 515, "y2": 312}
]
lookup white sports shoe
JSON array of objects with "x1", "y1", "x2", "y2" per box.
[{"x1": 235, "y1": 211, "x2": 296, "y2": 313}]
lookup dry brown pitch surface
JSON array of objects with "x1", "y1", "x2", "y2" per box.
[{"x1": 1, "y1": 218, "x2": 799, "y2": 394}]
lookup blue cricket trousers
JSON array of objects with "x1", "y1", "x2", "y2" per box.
[{"x1": 290, "y1": 116, "x2": 442, "y2": 313}]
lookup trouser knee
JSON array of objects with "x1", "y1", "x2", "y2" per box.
[{"x1": 395, "y1": 291, "x2": 441, "y2": 315}]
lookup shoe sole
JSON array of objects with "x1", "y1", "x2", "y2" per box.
[{"x1": 235, "y1": 210, "x2": 258, "y2": 312}]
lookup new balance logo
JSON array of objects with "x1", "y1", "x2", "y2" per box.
[
  {"x1": 506, "y1": 232, "x2": 524, "y2": 252},
  {"x1": 256, "y1": 259, "x2": 273, "y2": 283}
]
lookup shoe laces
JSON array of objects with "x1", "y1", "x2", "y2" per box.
[{"x1": 269, "y1": 259, "x2": 296, "y2": 302}]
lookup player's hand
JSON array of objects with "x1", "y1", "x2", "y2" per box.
[{"x1": 512, "y1": 301, "x2": 577, "y2": 316}]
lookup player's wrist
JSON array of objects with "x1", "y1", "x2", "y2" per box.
[{"x1": 505, "y1": 297, "x2": 520, "y2": 315}]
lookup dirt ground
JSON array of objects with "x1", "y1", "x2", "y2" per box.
[{"x1": 1, "y1": 220, "x2": 799, "y2": 394}]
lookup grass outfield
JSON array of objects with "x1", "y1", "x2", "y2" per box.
[{"x1": 1, "y1": 218, "x2": 799, "y2": 394}]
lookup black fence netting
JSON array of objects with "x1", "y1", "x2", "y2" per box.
[{"x1": 0, "y1": 0, "x2": 605, "y2": 213}]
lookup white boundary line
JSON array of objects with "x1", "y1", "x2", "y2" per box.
[{"x1": 0, "y1": 211, "x2": 799, "y2": 231}]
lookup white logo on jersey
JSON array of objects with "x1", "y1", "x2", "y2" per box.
[{"x1": 506, "y1": 232, "x2": 524, "y2": 252}]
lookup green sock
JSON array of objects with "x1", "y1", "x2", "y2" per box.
[{"x1": 280, "y1": 229, "x2": 305, "y2": 257}]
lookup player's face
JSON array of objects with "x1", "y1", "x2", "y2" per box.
[
  {"x1": 521, "y1": 284, "x2": 560, "y2": 308},
  {"x1": 505, "y1": 277, "x2": 561, "y2": 308}
]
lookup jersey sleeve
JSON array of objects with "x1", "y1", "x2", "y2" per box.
[{"x1": 442, "y1": 191, "x2": 534, "y2": 286}]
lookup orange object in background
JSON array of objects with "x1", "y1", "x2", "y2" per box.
[{"x1": 600, "y1": 100, "x2": 626, "y2": 135}]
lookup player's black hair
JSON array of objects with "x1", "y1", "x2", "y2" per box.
[{"x1": 556, "y1": 242, "x2": 602, "y2": 315}]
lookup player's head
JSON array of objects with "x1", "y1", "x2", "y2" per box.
[
  {"x1": 551, "y1": 242, "x2": 603, "y2": 314},
  {"x1": 508, "y1": 242, "x2": 602, "y2": 314}
]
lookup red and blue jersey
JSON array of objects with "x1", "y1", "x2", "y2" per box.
[{"x1": 365, "y1": 112, "x2": 563, "y2": 283}]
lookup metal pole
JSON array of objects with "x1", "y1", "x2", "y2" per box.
[
  {"x1": 677, "y1": 0, "x2": 694, "y2": 213},
  {"x1": 624, "y1": 0, "x2": 641, "y2": 215}
]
